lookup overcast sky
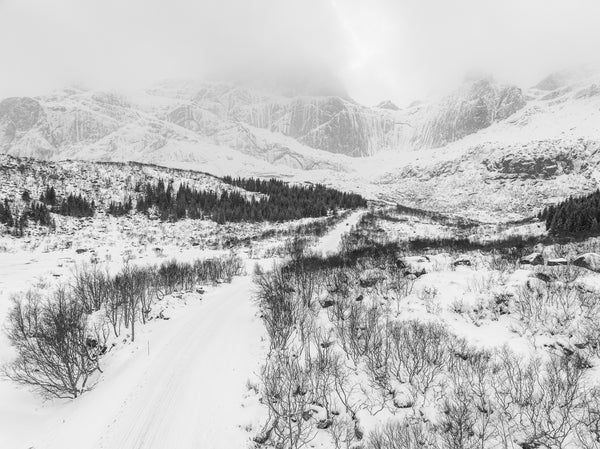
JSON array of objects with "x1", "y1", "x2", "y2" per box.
[{"x1": 0, "y1": 0, "x2": 599, "y2": 105}]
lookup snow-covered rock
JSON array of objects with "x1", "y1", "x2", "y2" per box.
[
  {"x1": 520, "y1": 252, "x2": 544, "y2": 266},
  {"x1": 572, "y1": 253, "x2": 600, "y2": 272}
]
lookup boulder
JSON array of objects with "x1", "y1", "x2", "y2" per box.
[
  {"x1": 572, "y1": 253, "x2": 600, "y2": 272},
  {"x1": 453, "y1": 257, "x2": 472, "y2": 267},
  {"x1": 531, "y1": 272, "x2": 553, "y2": 283},
  {"x1": 520, "y1": 252, "x2": 544, "y2": 266},
  {"x1": 396, "y1": 256, "x2": 431, "y2": 278},
  {"x1": 316, "y1": 419, "x2": 333, "y2": 429},
  {"x1": 319, "y1": 299, "x2": 335, "y2": 309},
  {"x1": 359, "y1": 268, "x2": 386, "y2": 288},
  {"x1": 547, "y1": 258, "x2": 568, "y2": 266}
]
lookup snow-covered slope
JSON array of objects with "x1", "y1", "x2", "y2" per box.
[
  {"x1": 2, "y1": 67, "x2": 600, "y2": 218},
  {"x1": 361, "y1": 68, "x2": 600, "y2": 219},
  {"x1": 0, "y1": 76, "x2": 526, "y2": 168}
]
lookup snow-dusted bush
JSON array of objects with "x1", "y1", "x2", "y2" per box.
[
  {"x1": 258, "y1": 352, "x2": 316, "y2": 449},
  {"x1": 367, "y1": 420, "x2": 436, "y2": 449},
  {"x1": 3, "y1": 288, "x2": 105, "y2": 399},
  {"x1": 255, "y1": 267, "x2": 305, "y2": 351}
]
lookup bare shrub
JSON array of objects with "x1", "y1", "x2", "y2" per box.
[
  {"x1": 3, "y1": 288, "x2": 103, "y2": 398},
  {"x1": 71, "y1": 264, "x2": 111, "y2": 313},
  {"x1": 333, "y1": 302, "x2": 386, "y2": 366},
  {"x1": 576, "y1": 387, "x2": 600, "y2": 448},
  {"x1": 255, "y1": 267, "x2": 306, "y2": 351},
  {"x1": 259, "y1": 353, "x2": 316, "y2": 449},
  {"x1": 444, "y1": 346, "x2": 495, "y2": 449},
  {"x1": 367, "y1": 420, "x2": 436, "y2": 449},
  {"x1": 514, "y1": 281, "x2": 596, "y2": 335},
  {"x1": 491, "y1": 349, "x2": 585, "y2": 448},
  {"x1": 387, "y1": 320, "x2": 451, "y2": 394},
  {"x1": 328, "y1": 415, "x2": 356, "y2": 449},
  {"x1": 539, "y1": 264, "x2": 584, "y2": 285}
]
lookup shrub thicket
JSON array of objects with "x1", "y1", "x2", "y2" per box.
[{"x1": 4, "y1": 254, "x2": 244, "y2": 398}]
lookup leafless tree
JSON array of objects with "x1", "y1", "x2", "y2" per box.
[
  {"x1": 259, "y1": 352, "x2": 316, "y2": 449},
  {"x1": 71, "y1": 263, "x2": 111, "y2": 313},
  {"x1": 3, "y1": 288, "x2": 103, "y2": 398}
]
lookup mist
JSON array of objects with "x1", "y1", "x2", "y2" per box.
[{"x1": 1, "y1": 0, "x2": 599, "y2": 105}]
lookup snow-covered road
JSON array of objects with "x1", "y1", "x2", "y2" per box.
[
  {"x1": 28, "y1": 276, "x2": 262, "y2": 449},
  {"x1": 0, "y1": 211, "x2": 363, "y2": 449},
  {"x1": 313, "y1": 210, "x2": 364, "y2": 256}
]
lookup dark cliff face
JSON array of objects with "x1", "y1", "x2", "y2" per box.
[
  {"x1": 483, "y1": 153, "x2": 575, "y2": 178},
  {"x1": 412, "y1": 78, "x2": 526, "y2": 149},
  {"x1": 276, "y1": 97, "x2": 396, "y2": 157},
  {"x1": 169, "y1": 86, "x2": 400, "y2": 157}
]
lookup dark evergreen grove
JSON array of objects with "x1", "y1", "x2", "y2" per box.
[
  {"x1": 41, "y1": 187, "x2": 95, "y2": 218},
  {"x1": 1, "y1": 176, "x2": 366, "y2": 235},
  {"x1": 107, "y1": 197, "x2": 133, "y2": 217},
  {"x1": 539, "y1": 189, "x2": 600, "y2": 235},
  {"x1": 222, "y1": 176, "x2": 366, "y2": 212},
  {"x1": 133, "y1": 178, "x2": 366, "y2": 223},
  {"x1": 0, "y1": 198, "x2": 14, "y2": 228},
  {"x1": 0, "y1": 197, "x2": 53, "y2": 236},
  {"x1": 54, "y1": 194, "x2": 95, "y2": 218}
]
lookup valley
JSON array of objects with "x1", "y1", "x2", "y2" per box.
[{"x1": 1, "y1": 66, "x2": 600, "y2": 449}]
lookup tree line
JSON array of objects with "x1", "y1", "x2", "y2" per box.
[
  {"x1": 1, "y1": 177, "x2": 366, "y2": 235},
  {"x1": 539, "y1": 189, "x2": 600, "y2": 235},
  {"x1": 133, "y1": 177, "x2": 366, "y2": 223},
  {"x1": 0, "y1": 195, "x2": 54, "y2": 236}
]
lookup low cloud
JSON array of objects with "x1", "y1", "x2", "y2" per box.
[{"x1": 1, "y1": 0, "x2": 599, "y2": 105}]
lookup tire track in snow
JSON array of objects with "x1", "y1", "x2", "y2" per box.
[{"x1": 36, "y1": 276, "x2": 263, "y2": 449}]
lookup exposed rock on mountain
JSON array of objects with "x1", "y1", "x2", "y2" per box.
[
  {"x1": 411, "y1": 78, "x2": 526, "y2": 149},
  {"x1": 0, "y1": 76, "x2": 528, "y2": 167}
]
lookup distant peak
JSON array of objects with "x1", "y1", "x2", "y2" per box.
[{"x1": 375, "y1": 100, "x2": 399, "y2": 110}]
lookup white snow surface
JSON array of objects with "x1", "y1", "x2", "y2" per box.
[
  {"x1": 0, "y1": 211, "x2": 358, "y2": 449},
  {"x1": 35, "y1": 277, "x2": 263, "y2": 449}
]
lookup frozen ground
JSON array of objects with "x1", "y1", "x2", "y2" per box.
[{"x1": 0, "y1": 210, "x2": 361, "y2": 449}]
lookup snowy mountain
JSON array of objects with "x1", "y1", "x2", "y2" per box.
[
  {"x1": 1, "y1": 68, "x2": 600, "y2": 219},
  {"x1": 365, "y1": 68, "x2": 600, "y2": 219},
  {"x1": 0, "y1": 76, "x2": 525, "y2": 167}
]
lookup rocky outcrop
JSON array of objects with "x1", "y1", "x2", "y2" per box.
[{"x1": 483, "y1": 152, "x2": 574, "y2": 179}]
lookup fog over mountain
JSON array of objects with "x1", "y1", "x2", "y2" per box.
[{"x1": 2, "y1": 0, "x2": 600, "y2": 105}]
